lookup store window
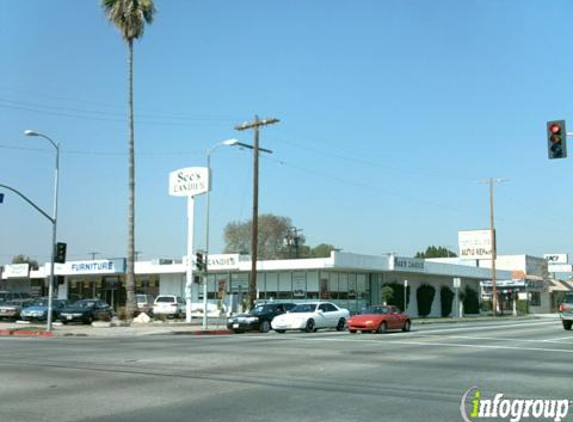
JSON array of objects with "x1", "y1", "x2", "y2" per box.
[
  {"x1": 278, "y1": 272, "x2": 292, "y2": 299},
  {"x1": 307, "y1": 271, "x2": 319, "y2": 299},
  {"x1": 292, "y1": 272, "x2": 306, "y2": 299},
  {"x1": 265, "y1": 272, "x2": 278, "y2": 300},
  {"x1": 530, "y1": 291, "x2": 541, "y2": 306}
]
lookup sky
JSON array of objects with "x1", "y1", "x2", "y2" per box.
[{"x1": 2, "y1": 0, "x2": 573, "y2": 265}]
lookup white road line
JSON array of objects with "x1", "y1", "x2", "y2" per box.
[
  {"x1": 301, "y1": 336, "x2": 573, "y2": 354},
  {"x1": 412, "y1": 320, "x2": 555, "y2": 335}
]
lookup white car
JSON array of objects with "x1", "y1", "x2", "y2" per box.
[
  {"x1": 271, "y1": 302, "x2": 350, "y2": 333},
  {"x1": 152, "y1": 295, "x2": 185, "y2": 318}
]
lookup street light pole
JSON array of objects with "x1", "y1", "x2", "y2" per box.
[
  {"x1": 24, "y1": 130, "x2": 60, "y2": 332},
  {"x1": 235, "y1": 116, "x2": 279, "y2": 310},
  {"x1": 203, "y1": 139, "x2": 238, "y2": 329}
]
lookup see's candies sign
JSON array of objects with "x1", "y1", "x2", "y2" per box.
[{"x1": 169, "y1": 167, "x2": 209, "y2": 197}]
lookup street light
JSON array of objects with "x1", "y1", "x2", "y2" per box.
[
  {"x1": 24, "y1": 130, "x2": 60, "y2": 332},
  {"x1": 203, "y1": 138, "x2": 239, "y2": 329}
]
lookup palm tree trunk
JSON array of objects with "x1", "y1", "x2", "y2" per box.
[{"x1": 126, "y1": 38, "x2": 136, "y2": 317}]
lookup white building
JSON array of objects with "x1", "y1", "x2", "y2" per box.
[{"x1": 1, "y1": 251, "x2": 513, "y2": 318}]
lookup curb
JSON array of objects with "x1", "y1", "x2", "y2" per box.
[
  {"x1": 172, "y1": 329, "x2": 233, "y2": 336},
  {"x1": 0, "y1": 329, "x2": 54, "y2": 337}
]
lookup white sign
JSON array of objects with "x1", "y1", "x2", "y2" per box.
[
  {"x1": 458, "y1": 229, "x2": 493, "y2": 259},
  {"x1": 544, "y1": 253, "x2": 568, "y2": 264},
  {"x1": 453, "y1": 277, "x2": 461, "y2": 288},
  {"x1": 52, "y1": 260, "x2": 125, "y2": 275},
  {"x1": 5, "y1": 263, "x2": 30, "y2": 278},
  {"x1": 548, "y1": 264, "x2": 573, "y2": 273},
  {"x1": 169, "y1": 167, "x2": 209, "y2": 197}
]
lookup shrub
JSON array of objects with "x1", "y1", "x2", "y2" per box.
[
  {"x1": 383, "y1": 282, "x2": 410, "y2": 312},
  {"x1": 417, "y1": 284, "x2": 436, "y2": 317},
  {"x1": 440, "y1": 286, "x2": 455, "y2": 317},
  {"x1": 462, "y1": 286, "x2": 480, "y2": 314}
]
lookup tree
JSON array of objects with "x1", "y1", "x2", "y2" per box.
[
  {"x1": 12, "y1": 255, "x2": 39, "y2": 270},
  {"x1": 415, "y1": 245, "x2": 457, "y2": 259},
  {"x1": 224, "y1": 214, "x2": 297, "y2": 260},
  {"x1": 305, "y1": 243, "x2": 337, "y2": 258},
  {"x1": 381, "y1": 285, "x2": 394, "y2": 304},
  {"x1": 101, "y1": 0, "x2": 156, "y2": 317}
]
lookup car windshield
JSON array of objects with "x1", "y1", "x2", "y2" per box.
[
  {"x1": 362, "y1": 306, "x2": 390, "y2": 315},
  {"x1": 136, "y1": 296, "x2": 148, "y2": 303},
  {"x1": 291, "y1": 304, "x2": 317, "y2": 313},
  {"x1": 562, "y1": 295, "x2": 573, "y2": 305},
  {"x1": 156, "y1": 297, "x2": 175, "y2": 303},
  {"x1": 32, "y1": 299, "x2": 50, "y2": 307},
  {"x1": 0, "y1": 292, "x2": 7, "y2": 302},
  {"x1": 75, "y1": 301, "x2": 96, "y2": 309},
  {"x1": 250, "y1": 305, "x2": 273, "y2": 315}
]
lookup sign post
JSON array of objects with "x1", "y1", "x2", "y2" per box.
[
  {"x1": 403, "y1": 280, "x2": 408, "y2": 313},
  {"x1": 169, "y1": 167, "x2": 209, "y2": 323},
  {"x1": 453, "y1": 277, "x2": 461, "y2": 318}
]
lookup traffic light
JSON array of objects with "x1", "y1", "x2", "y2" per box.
[
  {"x1": 195, "y1": 252, "x2": 205, "y2": 271},
  {"x1": 54, "y1": 242, "x2": 67, "y2": 264},
  {"x1": 547, "y1": 120, "x2": 567, "y2": 159}
]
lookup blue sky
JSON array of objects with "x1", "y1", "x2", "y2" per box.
[{"x1": 2, "y1": 0, "x2": 573, "y2": 264}]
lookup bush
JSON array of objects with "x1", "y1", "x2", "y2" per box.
[
  {"x1": 417, "y1": 284, "x2": 436, "y2": 317},
  {"x1": 440, "y1": 286, "x2": 455, "y2": 317},
  {"x1": 383, "y1": 282, "x2": 410, "y2": 312},
  {"x1": 462, "y1": 286, "x2": 480, "y2": 314}
]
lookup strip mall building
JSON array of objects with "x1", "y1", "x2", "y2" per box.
[{"x1": 1, "y1": 252, "x2": 515, "y2": 317}]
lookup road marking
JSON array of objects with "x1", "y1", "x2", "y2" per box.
[
  {"x1": 411, "y1": 320, "x2": 555, "y2": 335},
  {"x1": 300, "y1": 336, "x2": 573, "y2": 354}
]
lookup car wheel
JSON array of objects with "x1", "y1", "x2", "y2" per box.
[
  {"x1": 276, "y1": 329, "x2": 286, "y2": 334},
  {"x1": 336, "y1": 318, "x2": 346, "y2": 331},
  {"x1": 305, "y1": 319, "x2": 315, "y2": 333},
  {"x1": 377, "y1": 321, "x2": 388, "y2": 334},
  {"x1": 259, "y1": 320, "x2": 271, "y2": 333},
  {"x1": 402, "y1": 320, "x2": 411, "y2": 332},
  {"x1": 349, "y1": 329, "x2": 357, "y2": 334},
  {"x1": 563, "y1": 320, "x2": 572, "y2": 331}
]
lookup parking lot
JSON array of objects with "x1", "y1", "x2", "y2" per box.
[{"x1": 0, "y1": 316, "x2": 570, "y2": 422}]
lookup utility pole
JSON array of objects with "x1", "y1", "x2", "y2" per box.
[
  {"x1": 482, "y1": 178, "x2": 506, "y2": 316},
  {"x1": 88, "y1": 252, "x2": 99, "y2": 260},
  {"x1": 285, "y1": 227, "x2": 304, "y2": 258},
  {"x1": 235, "y1": 116, "x2": 279, "y2": 309}
]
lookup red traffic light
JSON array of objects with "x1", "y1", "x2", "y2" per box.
[{"x1": 550, "y1": 123, "x2": 562, "y2": 134}]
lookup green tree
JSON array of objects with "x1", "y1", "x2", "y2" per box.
[
  {"x1": 304, "y1": 243, "x2": 338, "y2": 258},
  {"x1": 415, "y1": 245, "x2": 457, "y2": 258},
  {"x1": 224, "y1": 214, "x2": 298, "y2": 260},
  {"x1": 381, "y1": 285, "x2": 394, "y2": 304},
  {"x1": 12, "y1": 255, "x2": 39, "y2": 270},
  {"x1": 440, "y1": 285, "x2": 455, "y2": 317},
  {"x1": 101, "y1": 0, "x2": 156, "y2": 317}
]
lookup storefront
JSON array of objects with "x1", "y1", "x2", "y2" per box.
[{"x1": 5, "y1": 251, "x2": 511, "y2": 317}]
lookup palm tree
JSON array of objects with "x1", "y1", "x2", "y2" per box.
[{"x1": 101, "y1": 0, "x2": 156, "y2": 317}]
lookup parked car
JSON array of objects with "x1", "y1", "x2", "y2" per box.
[
  {"x1": 271, "y1": 302, "x2": 349, "y2": 333},
  {"x1": 0, "y1": 292, "x2": 35, "y2": 320},
  {"x1": 347, "y1": 305, "x2": 411, "y2": 334},
  {"x1": 0, "y1": 301, "x2": 22, "y2": 321},
  {"x1": 227, "y1": 302, "x2": 296, "y2": 333},
  {"x1": 152, "y1": 295, "x2": 185, "y2": 319},
  {"x1": 136, "y1": 294, "x2": 155, "y2": 314},
  {"x1": 558, "y1": 294, "x2": 573, "y2": 330},
  {"x1": 59, "y1": 299, "x2": 113, "y2": 324},
  {"x1": 0, "y1": 291, "x2": 34, "y2": 307},
  {"x1": 20, "y1": 298, "x2": 70, "y2": 322}
]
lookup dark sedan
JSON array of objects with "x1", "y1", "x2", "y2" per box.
[
  {"x1": 59, "y1": 299, "x2": 113, "y2": 324},
  {"x1": 227, "y1": 302, "x2": 296, "y2": 333}
]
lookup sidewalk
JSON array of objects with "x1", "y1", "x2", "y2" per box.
[{"x1": 0, "y1": 318, "x2": 233, "y2": 337}]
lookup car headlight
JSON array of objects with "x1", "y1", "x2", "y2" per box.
[{"x1": 227, "y1": 318, "x2": 234, "y2": 323}]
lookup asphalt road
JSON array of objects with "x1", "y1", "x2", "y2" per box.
[{"x1": 0, "y1": 317, "x2": 571, "y2": 422}]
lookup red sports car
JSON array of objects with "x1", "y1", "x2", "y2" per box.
[{"x1": 347, "y1": 305, "x2": 411, "y2": 334}]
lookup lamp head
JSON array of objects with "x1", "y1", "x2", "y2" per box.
[
  {"x1": 222, "y1": 139, "x2": 239, "y2": 146},
  {"x1": 24, "y1": 130, "x2": 40, "y2": 137}
]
